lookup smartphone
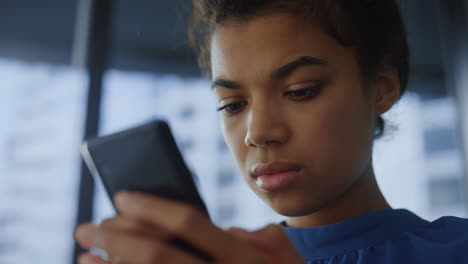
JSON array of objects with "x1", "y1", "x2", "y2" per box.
[{"x1": 80, "y1": 120, "x2": 211, "y2": 260}]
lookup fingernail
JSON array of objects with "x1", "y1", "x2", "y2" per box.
[{"x1": 90, "y1": 248, "x2": 109, "y2": 262}]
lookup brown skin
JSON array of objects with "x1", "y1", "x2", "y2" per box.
[
  {"x1": 212, "y1": 13, "x2": 398, "y2": 228},
  {"x1": 75, "y1": 12, "x2": 400, "y2": 263},
  {"x1": 75, "y1": 193, "x2": 304, "y2": 264}
]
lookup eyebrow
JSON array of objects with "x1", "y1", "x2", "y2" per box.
[
  {"x1": 211, "y1": 56, "x2": 328, "y2": 90},
  {"x1": 211, "y1": 79, "x2": 241, "y2": 90},
  {"x1": 271, "y1": 56, "x2": 328, "y2": 79}
]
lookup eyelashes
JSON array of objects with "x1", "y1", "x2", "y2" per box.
[
  {"x1": 284, "y1": 85, "x2": 322, "y2": 101},
  {"x1": 217, "y1": 85, "x2": 323, "y2": 116},
  {"x1": 216, "y1": 101, "x2": 247, "y2": 115}
]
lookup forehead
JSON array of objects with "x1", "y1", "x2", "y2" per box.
[{"x1": 210, "y1": 12, "x2": 344, "y2": 80}]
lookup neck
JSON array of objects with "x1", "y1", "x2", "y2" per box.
[{"x1": 286, "y1": 166, "x2": 391, "y2": 228}]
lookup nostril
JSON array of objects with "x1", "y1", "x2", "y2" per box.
[{"x1": 246, "y1": 139, "x2": 282, "y2": 148}]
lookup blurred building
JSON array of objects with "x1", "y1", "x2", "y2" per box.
[
  {"x1": 0, "y1": 60, "x2": 86, "y2": 263},
  {"x1": 375, "y1": 95, "x2": 466, "y2": 221}
]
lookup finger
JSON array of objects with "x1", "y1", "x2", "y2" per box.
[
  {"x1": 75, "y1": 223, "x2": 98, "y2": 249},
  {"x1": 93, "y1": 227, "x2": 208, "y2": 264},
  {"x1": 225, "y1": 227, "x2": 251, "y2": 241},
  {"x1": 98, "y1": 216, "x2": 173, "y2": 241},
  {"x1": 78, "y1": 253, "x2": 108, "y2": 264},
  {"x1": 114, "y1": 192, "x2": 248, "y2": 261},
  {"x1": 241, "y1": 224, "x2": 304, "y2": 263},
  {"x1": 225, "y1": 227, "x2": 276, "y2": 256}
]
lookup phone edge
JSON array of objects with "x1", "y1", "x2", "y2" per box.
[{"x1": 80, "y1": 141, "x2": 118, "y2": 213}]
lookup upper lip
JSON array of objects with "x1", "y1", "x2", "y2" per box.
[{"x1": 251, "y1": 161, "x2": 303, "y2": 177}]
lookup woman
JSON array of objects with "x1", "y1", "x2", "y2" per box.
[{"x1": 75, "y1": 0, "x2": 468, "y2": 263}]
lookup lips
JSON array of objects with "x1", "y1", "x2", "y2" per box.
[
  {"x1": 251, "y1": 161, "x2": 303, "y2": 177},
  {"x1": 251, "y1": 162, "x2": 302, "y2": 191}
]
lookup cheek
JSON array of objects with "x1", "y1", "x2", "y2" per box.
[
  {"x1": 322, "y1": 101, "x2": 371, "y2": 142},
  {"x1": 300, "y1": 95, "x2": 374, "y2": 172}
]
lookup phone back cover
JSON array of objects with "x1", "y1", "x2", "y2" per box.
[{"x1": 84, "y1": 121, "x2": 209, "y2": 216}]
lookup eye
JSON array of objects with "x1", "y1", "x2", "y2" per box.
[
  {"x1": 284, "y1": 86, "x2": 322, "y2": 101},
  {"x1": 217, "y1": 101, "x2": 247, "y2": 115}
]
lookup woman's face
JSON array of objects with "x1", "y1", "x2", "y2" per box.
[{"x1": 210, "y1": 13, "x2": 379, "y2": 217}]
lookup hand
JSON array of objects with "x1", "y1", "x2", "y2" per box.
[
  {"x1": 225, "y1": 225, "x2": 305, "y2": 264},
  {"x1": 74, "y1": 191, "x2": 304, "y2": 264}
]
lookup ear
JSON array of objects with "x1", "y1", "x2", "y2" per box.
[{"x1": 373, "y1": 68, "x2": 401, "y2": 115}]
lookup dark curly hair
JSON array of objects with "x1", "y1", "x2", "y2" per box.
[{"x1": 189, "y1": 0, "x2": 409, "y2": 139}]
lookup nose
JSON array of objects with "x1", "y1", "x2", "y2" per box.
[{"x1": 244, "y1": 103, "x2": 290, "y2": 148}]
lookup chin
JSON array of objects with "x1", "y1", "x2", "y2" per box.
[
  {"x1": 272, "y1": 204, "x2": 322, "y2": 217},
  {"x1": 263, "y1": 191, "x2": 325, "y2": 217}
]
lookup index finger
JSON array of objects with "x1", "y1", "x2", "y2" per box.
[
  {"x1": 114, "y1": 192, "x2": 260, "y2": 262},
  {"x1": 75, "y1": 222, "x2": 98, "y2": 249}
]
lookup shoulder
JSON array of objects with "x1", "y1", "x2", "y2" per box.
[
  {"x1": 282, "y1": 210, "x2": 468, "y2": 263},
  {"x1": 417, "y1": 215, "x2": 468, "y2": 241},
  {"x1": 432, "y1": 215, "x2": 468, "y2": 228},
  {"x1": 388, "y1": 215, "x2": 468, "y2": 262}
]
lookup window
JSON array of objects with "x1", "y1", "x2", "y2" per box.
[
  {"x1": 374, "y1": 95, "x2": 467, "y2": 220},
  {"x1": 424, "y1": 127, "x2": 458, "y2": 154},
  {"x1": 429, "y1": 178, "x2": 465, "y2": 209},
  {"x1": 180, "y1": 106, "x2": 196, "y2": 119},
  {"x1": 0, "y1": 60, "x2": 87, "y2": 264},
  {"x1": 215, "y1": 204, "x2": 237, "y2": 223},
  {"x1": 218, "y1": 138, "x2": 229, "y2": 153},
  {"x1": 217, "y1": 169, "x2": 236, "y2": 187}
]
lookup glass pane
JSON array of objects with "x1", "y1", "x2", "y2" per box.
[
  {"x1": 0, "y1": 1, "x2": 84, "y2": 263},
  {"x1": 374, "y1": 95, "x2": 466, "y2": 220},
  {"x1": 0, "y1": 59, "x2": 87, "y2": 263}
]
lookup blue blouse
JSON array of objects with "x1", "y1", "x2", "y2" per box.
[{"x1": 281, "y1": 209, "x2": 468, "y2": 263}]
